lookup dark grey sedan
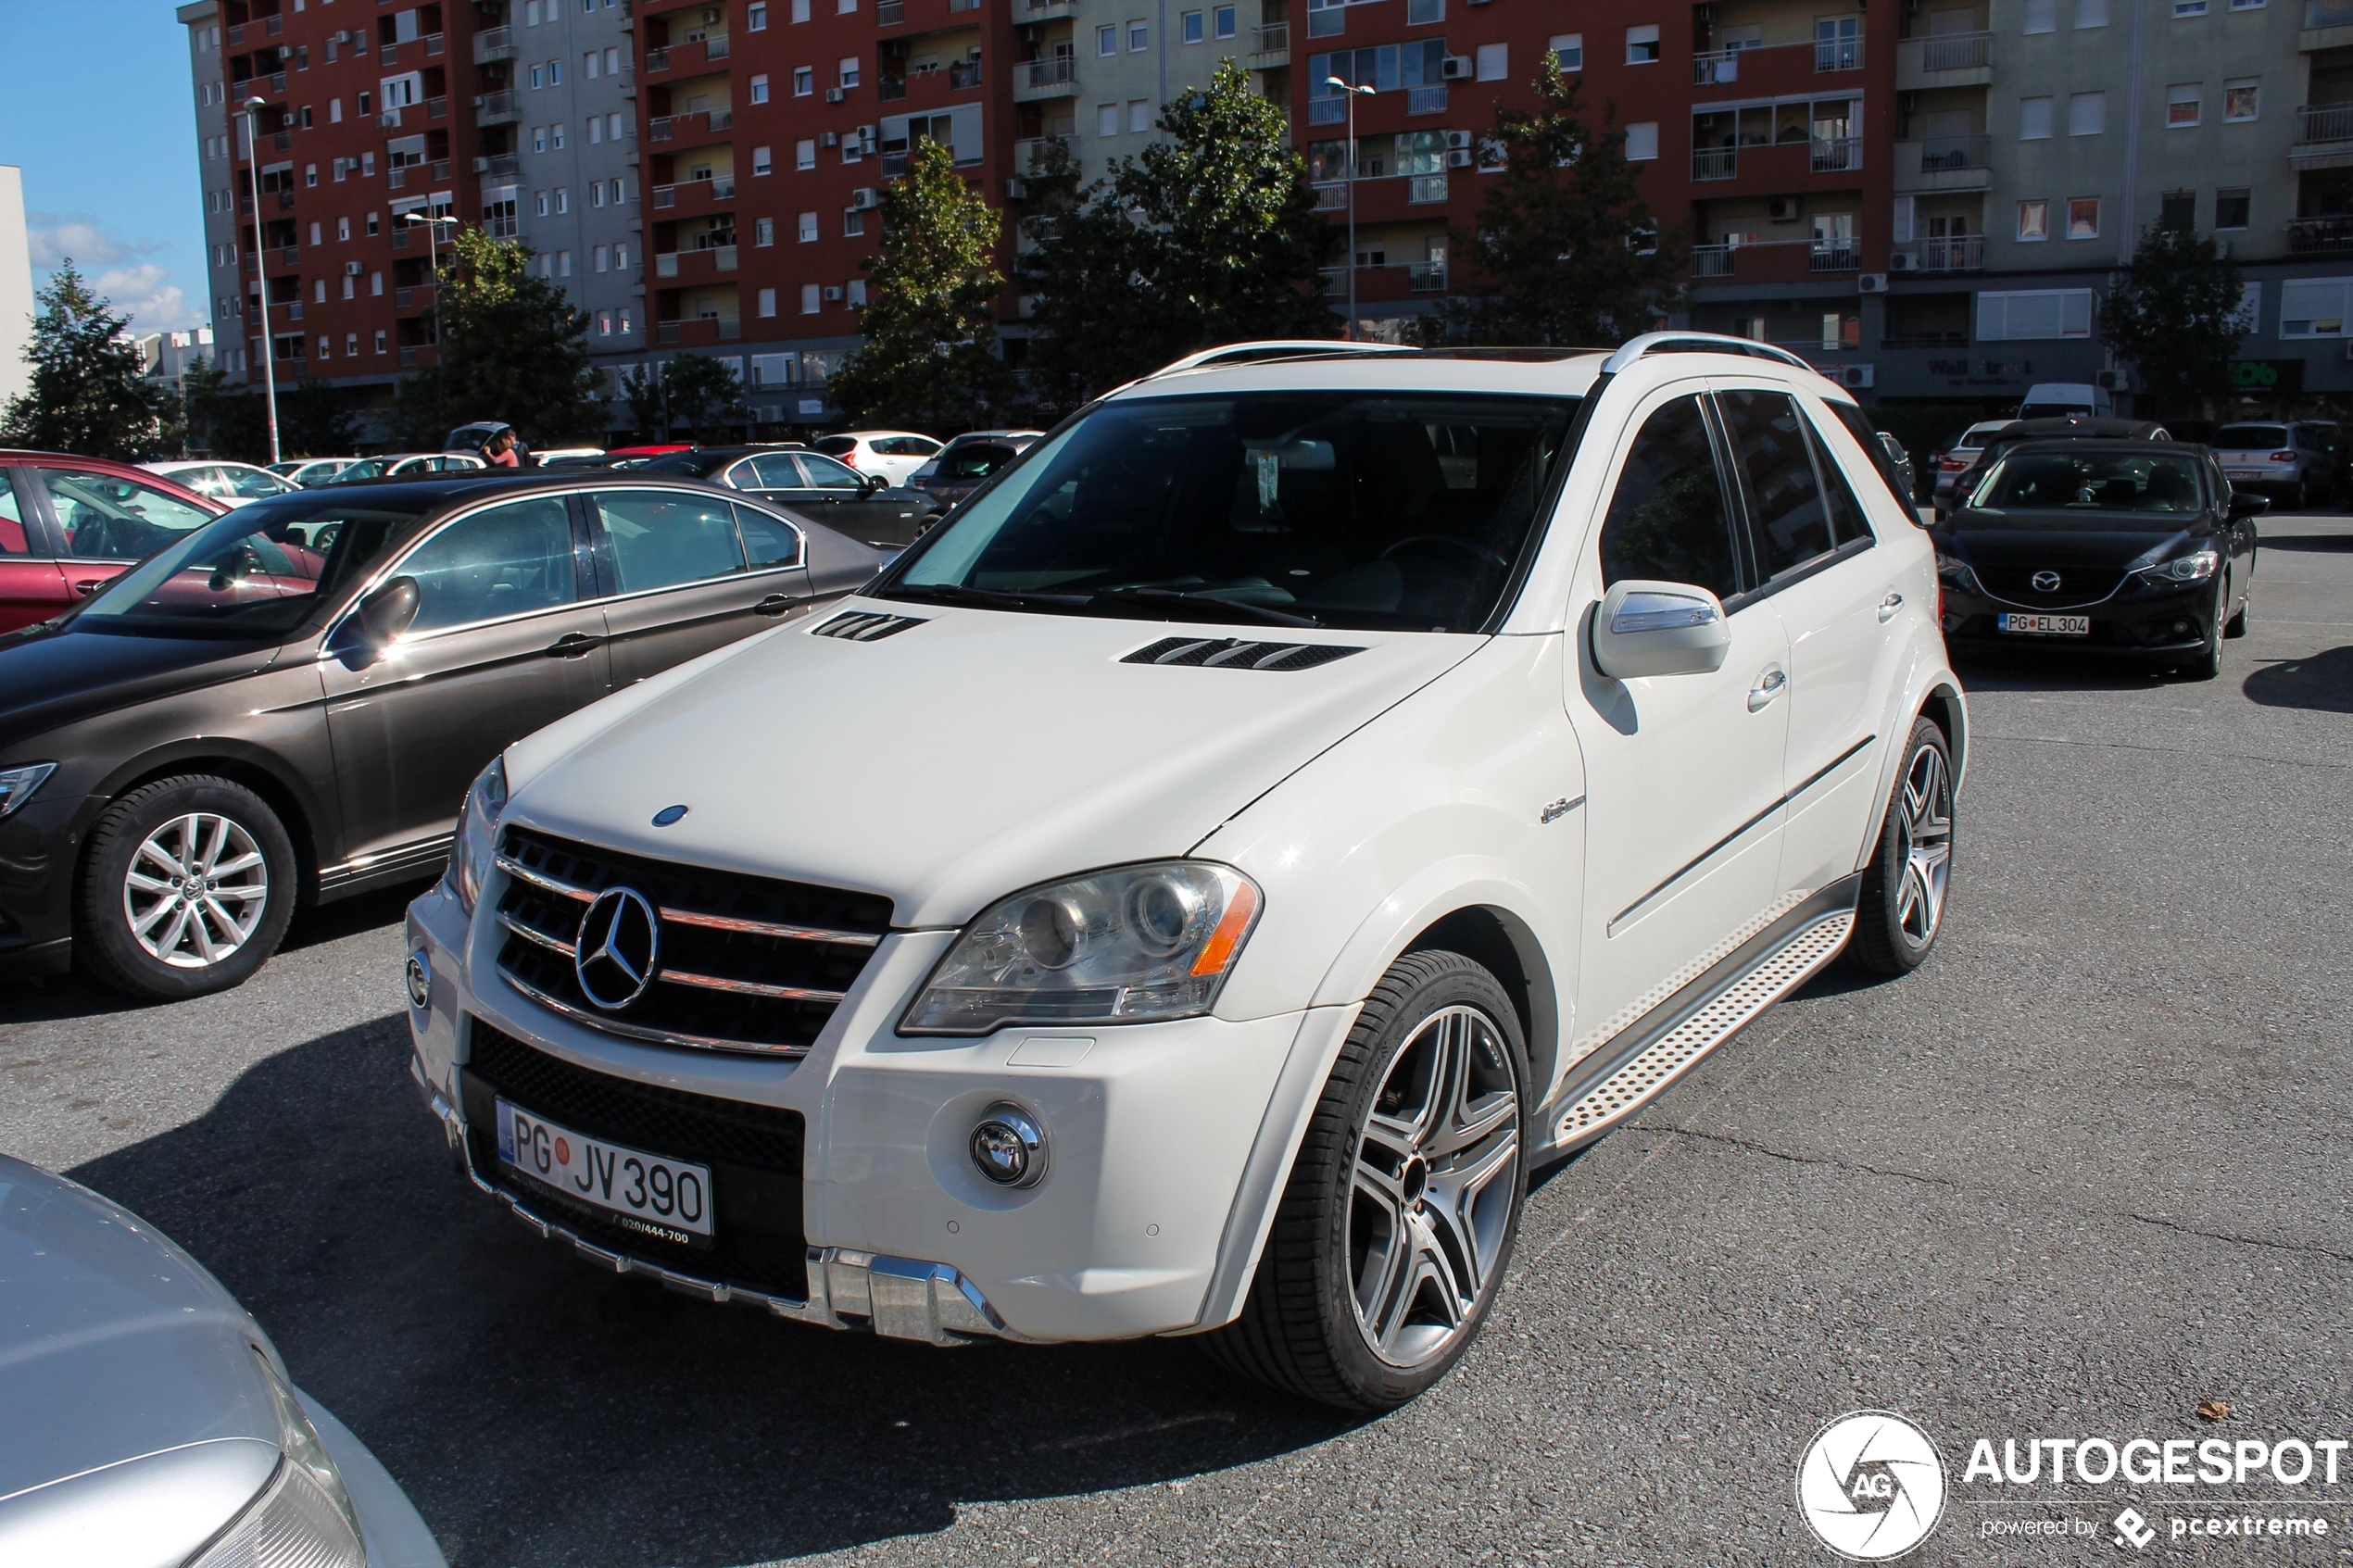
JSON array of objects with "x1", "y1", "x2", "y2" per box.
[
  {"x1": 0, "y1": 1153, "x2": 443, "y2": 1566},
  {"x1": 627, "y1": 445, "x2": 943, "y2": 548}
]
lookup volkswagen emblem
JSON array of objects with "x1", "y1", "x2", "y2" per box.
[
  {"x1": 2032, "y1": 570, "x2": 2062, "y2": 593},
  {"x1": 574, "y1": 887, "x2": 661, "y2": 1010}
]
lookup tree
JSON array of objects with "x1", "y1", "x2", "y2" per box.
[
  {"x1": 827, "y1": 138, "x2": 1020, "y2": 433},
  {"x1": 1022, "y1": 59, "x2": 1337, "y2": 407},
  {"x1": 279, "y1": 379, "x2": 360, "y2": 457},
  {"x1": 392, "y1": 226, "x2": 606, "y2": 447},
  {"x1": 2099, "y1": 225, "x2": 2248, "y2": 418},
  {"x1": 1426, "y1": 58, "x2": 1687, "y2": 347},
  {"x1": 0, "y1": 262, "x2": 173, "y2": 458},
  {"x1": 619, "y1": 355, "x2": 748, "y2": 442},
  {"x1": 180, "y1": 358, "x2": 271, "y2": 462}
]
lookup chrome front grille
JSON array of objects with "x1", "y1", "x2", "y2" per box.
[
  {"x1": 1972, "y1": 566, "x2": 2125, "y2": 609},
  {"x1": 492, "y1": 826, "x2": 893, "y2": 1057}
]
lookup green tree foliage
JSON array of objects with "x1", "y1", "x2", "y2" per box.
[
  {"x1": 1022, "y1": 60, "x2": 1338, "y2": 406},
  {"x1": 0, "y1": 263, "x2": 173, "y2": 458},
  {"x1": 620, "y1": 355, "x2": 748, "y2": 441},
  {"x1": 279, "y1": 380, "x2": 361, "y2": 457},
  {"x1": 178, "y1": 358, "x2": 271, "y2": 463},
  {"x1": 392, "y1": 227, "x2": 605, "y2": 446},
  {"x1": 2099, "y1": 225, "x2": 2249, "y2": 418},
  {"x1": 1427, "y1": 58, "x2": 1686, "y2": 347},
  {"x1": 827, "y1": 138, "x2": 1019, "y2": 433}
]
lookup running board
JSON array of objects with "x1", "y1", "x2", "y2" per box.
[{"x1": 1537, "y1": 875, "x2": 1860, "y2": 1159}]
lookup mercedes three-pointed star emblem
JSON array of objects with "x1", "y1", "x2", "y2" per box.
[{"x1": 575, "y1": 886, "x2": 661, "y2": 1010}]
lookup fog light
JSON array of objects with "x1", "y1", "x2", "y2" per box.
[
  {"x1": 2171, "y1": 620, "x2": 2191, "y2": 635},
  {"x1": 969, "y1": 1103, "x2": 1047, "y2": 1188},
  {"x1": 405, "y1": 951, "x2": 432, "y2": 1010}
]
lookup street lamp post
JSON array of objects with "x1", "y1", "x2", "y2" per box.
[
  {"x1": 241, "y1": 96, "x2": 282, "y2": 465},
  {"x1": 403, "y1": 211, "x2": 459, "y2": 360},
  {"x1": 1323, "y1": 78, "x2": 1377, "y2": 343}
]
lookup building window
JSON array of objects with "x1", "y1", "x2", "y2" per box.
[
  {"x1": 367, "y1": 211, "x2": 380, "y2": 236},
  {"x1": 1183, "y1": 10, "x2": 1203, "y2": 42},
  {"x1": 1099, "y1": 24, "x2": 1117, "y2": 54},
  {"x1": 795, "y1": 67, "x2": 814, "y2": 94},
  {"x1": 798, "y1": 138, "x2": 817, "y2": 169},
  {"x1": 2214, "y1": 187, "x2": 2251, "y2": 227},
  {"x1": 799, "y1": 210, "x2": 820, "y2": 241},
  {"x1": 1550, "y1": 32, "x2": 1583, "y2": 69},
  {"x1": 753, "y1": 145, "x2": 773, "y2": 175},
  {"x1": 1099, "y1": 102, "x2": 1119, "y2": 135},
  {"x1": 2158, "y1": 190, "x2": 2196, "y2": 230},
  {"x1": 615, "y1": 242, "x2": 630, "y2": 269},
  {"x1": 1980, "y1": 288, "x2": 2095, "y2": 338},
  {"x1": 535, "y1": 190, "x2": 551, "y2": 217},
  {"x1": 2069, "y1": 91, "x2": 2105, "y2": 134},
  {"x1": 793, "y1": 0, "x2": 811, "y2": 19},
  {"x1": 1626, "y1": 24, "x2": 1660, "y2": 63},
  {"x1": 317, "y1": 335, "x2": 330, "y2": 359},
  {"x1": 839, "y1": 56, "x2": 860, "y2": 87},
  {"x1": 1215, "y1": 6, "x2": 1237, "y2": 36},
  {"x1": 338, "y1": 216, "x2": 351, "y2": 240},
  {"x1": 553, "y1": 122, "x2": 566, "y2": 149},
  {"x1": 531, "y1": 64, "x2": 545, "y2": 88},
  {"x1": 845, "y1": 209, "x2": 865, "y2": 235},
  {"x1": 1407, "y1": 0, "x2": 1442, "y2": 19},
  {"x1": 374, "y1": 330, "x2": 387, "y2": 353},
  {"x1": 305, "y1": 162, "x2": 318, "y2": 186},
  {"x1": 595, "y1": 244, "x2": 610, "y2": 270},
  {"x1": 2224, "y1": 78, "x2": 2259, "y2": 119},
  {"x1": 2173, "y1": 0, "x2": 2207, "y2": 14},
  {"x1": 585, "y1": 49, "x2": 599, "y2": 79},
  {"x1": 331, "y1": 98, "x2": 344, "y2": 123},
  {"x1": 749, "y1": 2, "x2": 768, "y2": 27},
  {"x1": 309, "y1": 221, "x2": 322, "y2": 245},
  {"x1": 2167, "y1": 82, "x2": 2201, "y2": 126},
  {"x1": 342, "y1": 275, "x2": 355, "y2": 299},
  {"x1": 1476, "y1": 42, "x2": 1506, "y2": 79},
  {"x1": 752, "y1": 72, "x2": 771, "y2": 103},
  {"x1": 534, "y1": 125, "x2": 548, "y2": 153},
  {"x1": 620, "y1": 309, "x2": 633, "y2": 334},
  {"x1": 759, "y1": 287, "x2": 778, "y2": 316},
  {"x1": 2076, "y1": 0, "x2": 2108, "y2": 24},
  {"x1": 1129, "y1": 98, "x2": 1151, "y2": 132},
  {"x1": 1624, "y1": 120, "x2": 1659, "y2": 158},
  {"x1": 801, "y1": 283, "x2": 822, "y2": 312},
  {"x1": 2067, "y1": 196, "x2": 2100, "y2": 237},
  {"x1": 2018, "y1": 198, "x2": 2050, "y2": 239},
  {"x1": 592, "y1": 182, "x2": 605, "y2": 207},
  {"x1": 2023, "y1": 0, "x2": 2057, "y2": 30},
  {"x1": 610, "y1": 112, "x2": 625, "y2": 139},
  {"x1": 1130, "y1": 19, "x2": 1150, "y2": 49},
  {"x1": 2019, "y1": 95, "x2": 2054, "y2": 138},
  {"x1": 756, "y1": 216, "x2": 775, "y2": 245}
]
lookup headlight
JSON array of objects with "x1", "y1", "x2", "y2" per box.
[
  {"x1": 2135, "y1": 547, "x2": 2219, "y2": 584},
  {"x1": 450, "y1": 755, "x2": 508, "y2": 916},
  {"x1": 901, "y1": 861, "x2": 1262, "y2": 1035},
  {"x1": 0, "y1": 762, "x2": 57, "y2": 821},
  {"x1": 1934, "y1": 554, "x2": 1983, "y2": 595},
  {"x1": 190, "y1": 1351, "x2": 366, "y2": 1568}
]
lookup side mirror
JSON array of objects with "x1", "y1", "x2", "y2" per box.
[
  {"x1": 862, "y1": 472, "x2": 889, "y2": 495},
  {"x1": 330, "y1": 575, "x2": 422, "y2": 663},
  {"x1": 2228, "y1": 489, "x2": 2269, "y2": 518},
  {"x1": 1592, "y1": 580, "x2": 1732, "y2": 680}
]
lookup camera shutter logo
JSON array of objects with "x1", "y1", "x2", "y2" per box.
[
  {"x1": 1795, "y1": 1411, "x2": 1946, "y2": 1560},
  {"x1": 574, "y1": 886, "x2": 661, "y2": 1010}
]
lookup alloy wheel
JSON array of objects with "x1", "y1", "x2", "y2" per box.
[
  {"x1": 1349, "y1": 1004, "x2": 1522, "y2": 1368},
  {"x1": 1892, "y1": 745, "x2": 1953, "y2": 947},
  {"x1": 123, "y1": 813, "x2": 271, "y2": 969}
]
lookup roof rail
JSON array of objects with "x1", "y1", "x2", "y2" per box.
[
  {"x1": 1142, "y1": 339, "x2": 1419, "y2": 380},
  {"x1": 1598, "y1": 332, "x2": 1815, "y2": 376}
]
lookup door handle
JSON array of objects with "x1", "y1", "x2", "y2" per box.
[
  {"x1": 74, "y1": 580, "x2": 108, "y2": 596},
  {"x1": 544, "y1": 632, "x2": 604, "y2": 658},
  {"x1": 1877, "y1": 591, "x2": 1904, "y2": 622},
  {"x1": 753, "y1": 593, "x2": 803, "y2": 616},
  {"x1": 1748, "y1": 666, "x2": 1787, "y2": 712}
]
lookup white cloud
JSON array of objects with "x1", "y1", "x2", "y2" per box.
[
  {"x1": 89, "y1": 264, "x2": 206, "y2": 334},
  {"x1": 25, "y1": 212, "x2": 157, "y2": 270}
]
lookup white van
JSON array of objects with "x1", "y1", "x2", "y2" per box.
[
  {"x1": 2017, "y1": 383, "x2": 2112, "y2": 420},
  {"x1": 403, "y1": 334, "x2": 1967, "y2": 1411}
]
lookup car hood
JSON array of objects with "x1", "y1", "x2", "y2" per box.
[
  {"x1": 506, "y1": 602, "x2": 1480, "y2": 926},
  {"x1": 0, "y1": 1156, "x2": 278, "y2": 1506},
  {"x1": 1937, "y1": 518, "x2": 2214, "y2": 568},
  {"x1": 0, "y1": 623, "x2": 283, "y2": 746}
]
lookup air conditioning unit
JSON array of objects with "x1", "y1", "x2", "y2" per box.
[
  {"x1": 849, "y1": 187, "x2": 879, "y2": 208},
  {"x1": 1768, "y1": 196, "x2": 1800, "y2": 222},
  {"x1": 856, "y1": 125, "x2": 878, "y2": 152},
  {"x1": 1444, "y1": 130, "x2": 1472, "y2": 150},
  {"x1": 819, "y1": 131, "x2": 840, "y2": 146},
  {"x1": 1005, "y1": 177, "x2": 1030, "y2": 199},
  {"x1": 1856, "y1": 272, "x2": 1889, "y2": 294},
  {"x1": 471, "y1": 156, "x2": 492, "y2": 172},
  {"x1": 345, "y1": 260, "x2": 363, "y2": 276},
  {"x1": 826, "y1": 87, "x2": 847, "y2": 103},
  {"x1": 823, "y1": 284, "x2": 845, "y2": 301},
  {"x1": 1824, "y1": 364, "x2": 1875, "y2": 388},
  {"x1": 1441, "y1": 54, "x2": 1474, "y2": 78},
  {"x1": 2096, "y1": 369, "x2": 2131, "y2": 389},
  {"x1": 1887, "y1": 250, "x2": 1918, "y2": 271},
  {"x1": 1445, "y1": 148, "x2": 1473, "y2": 168}
]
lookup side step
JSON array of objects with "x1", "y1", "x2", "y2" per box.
[{"x1": 1540, "y1": 877, "x2": 1859, "y2": 1157}]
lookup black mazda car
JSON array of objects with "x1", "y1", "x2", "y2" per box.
[
  {"x1": 1931, "y1": 439, "x2": 2262, "y2": 679},
  {"x1": 0, "y1": 472, "x2": 889, "y2": 998}
]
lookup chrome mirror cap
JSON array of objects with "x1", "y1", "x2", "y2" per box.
[{"x1": 1592, "y1": 579, "x2": 1733, "y2": 680}]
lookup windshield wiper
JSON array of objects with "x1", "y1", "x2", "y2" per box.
[
  {"x1": 1086, "y1": 588, "x2": 1322, "y2": 629},
  {"x1": 884, "y1": 583, "x2": 1090, "y2": 613}
]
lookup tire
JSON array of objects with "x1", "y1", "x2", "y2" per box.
[
  {"x1": 77, "y1": 775, "x2": 297, "y2": 1000},
  {"x1": 2284, "y1": 485, "x2": 2306, "y2": 513},
  {"x1": 2225, "y1": 560, "x2": 2252, "y2": 638},
  {"x1": 2179, "y1": 578, "x2": 2228, "y2": 682},
  {"x1": 1849, "y1": 718, "x2": 1955, "y2": 977},
  {"x1": 1204, "y1": 950, "x2": 1528, "y2": 1411}
]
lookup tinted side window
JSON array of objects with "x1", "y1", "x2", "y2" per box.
[
  {"x1": 398, "y1": 495, "x2": 582, "y2": 633},
  {"x1": 38, "y1": 468, "x2": 217, "y2": 560},
  {"x1": 1717, "y1": 389, "x2": 1833, "y2": 579},
  {"x1": 1597, "y1": 395, "x2": 1742, "y2": 601},
  {"x1": 733, "y1": 503, "x2": 803, "y2": 569},
  {"x1": 798, "y1": 453, "x2": 863, "y2": 490},
  {"x1": 594, "y1": 490, "x2": 749, "y2": 591},
  {"x1": 749, "y1": 453, "x2": 806, "y2": 488},
  {"x1": 0, "y1": 470, "x2": 31, "y2": 555},
  {"x1": 1802, "y1": 419, "x2": 1875, "y2": 546},
  {"x1": 1827, "y1": 400, "x2": 1917, "y2": 515}
]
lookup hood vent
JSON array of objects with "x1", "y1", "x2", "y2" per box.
[
  {"x1": 813, "y1": 610, "x2": 928, "y2": 642},
  {"x1": 1122, "y1": 636, "x2": 1365, "y2": 671}
]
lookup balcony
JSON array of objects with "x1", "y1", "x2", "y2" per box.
[
  {"x1": 1013, "y1": 133, "x2": 1075, "y2": 170},
  {"x1": 1881, "y1": 331, "x2": 1969, "y2": 348},
  {"x1": 657, "y1": 316, "x2": 743, "y2": 345},
  {"x1": 1692, "y1": 147, "x2": 1738, "y2": 181},
  {"x1": 1896, "y1": 30, "x2": 1991, "y2": 89},
  {"x1": 472, "y1": 153, "x2": 522, "y2": 177},
  {"x1": 651, "y1": 172, "x2": 737, "y2": 207},
  {"x1": 1811, "y1": 239, "x2": 1859, "y2": 270},
  {"x1": 1019, "y1": 56, "x2": 1078, "y2": 99},
  {"x1": 1915, "y1": 232, "x2": 1983, "y2": 270},
  {"x1": 652, "y1": 244, "x2": 738, "y2": 278},
  {"x1": 1252, "y1": 21, "x2": 1290, "y2": 64},
  {"x1": 2293, "y1": 103, "x2": 2353, "y2": 167},
  {"x1": 477, "y1": 90, "x2": 522, "y2": 128},
  {"x1": 2286, "y1": 214, "x2": 2353, "y2": 252},
  {"x1": 1406, "y1": 84, "x2": 1447, "y2": 115},
  {"x1": 1811, "y1": 136, "x2": 1860, "y2": 172},
  {"x1": 648, "y1": 107, "x2": 733, "y2": 142},
  {"x1": 1022, "y1": 0, "x2": 1080, "y2": 15},
  {"x1": 1409, "y1": 261, "x2": 1447, "y2": 293},
  {"x1": 1692, "y1": 35, "x2": 1864, "y2": 91},
  {"x1": 1894, "y1": 132, "x2": 1990, "y2": 192},
  {"x1": 878, "y1": 0, "x2": 905, "y2": 19},
  {"x1": 1685, "y1": 237, "x2": 1862, "y2": 282},
  {"x1": 474, "y1": 25, "x2": 521, "y2": 63},
  {"x1": 2304, "y1": 0, "x2": 2353, "y2": 46},
  {"x1": 645, "y1": 37, "x2": 727, "y2": 73}
]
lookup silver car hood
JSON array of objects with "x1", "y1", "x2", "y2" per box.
[{"x1": 0, "y1": 1157, "x2": 278, "y2": 1509}]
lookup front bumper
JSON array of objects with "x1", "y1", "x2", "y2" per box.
[
  {"x1": 1939, "y1": 578, "x2": 2221, "y2": 657},
  {"x1": 406, "y1": 876, "x2": 1329, "y2": 1346},
  {"x1": 0, "y1": 793, "x2": 90, "y2": 980}
]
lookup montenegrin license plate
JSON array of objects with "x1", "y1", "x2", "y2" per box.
[
  {"x1": 495, "y1": 1098, "x2": 714, "y2": 1242},
  {"x1": 1996, "y1": 612, "x2": 2091, "y2": 636},
  {"x1": 2227, "y1": 470, "x2": 2264, "y2": 482}
]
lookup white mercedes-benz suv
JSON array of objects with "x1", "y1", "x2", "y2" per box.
[{"x1": 403, "y1": 334, "x2": 1965, "y2": 1411}]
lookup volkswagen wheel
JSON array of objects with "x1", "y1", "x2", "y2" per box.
[{"x1": 78, "y1": 775, "x2": 298, "y2": 1000}]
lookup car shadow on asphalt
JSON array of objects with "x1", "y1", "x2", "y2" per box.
[
  {"x1": 63, "y1": 1013, "x2": 1362, "y2": 1568},
  {"x1": 2242, "y1": 646, "x2": 2353, "y2": 713},
  {"x1": 2252, "y1": 533, "x2": 2353, "y2": 551},
  {"x1": 1945, "y1": 651, "x2": 2182, "y2": 694}
]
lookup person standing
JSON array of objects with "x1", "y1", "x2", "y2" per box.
[{"x1": 482, "y1": 429, "x2": 522, "y2": 468}]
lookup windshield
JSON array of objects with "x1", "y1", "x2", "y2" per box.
[
  {"x1": 634, "y1": 451, "x2": 729, "y2": 477},
  {"x1": 1960, "y1": 450, "x2": 2207, "y2": 526},
  {"x1": 937, "y1": 442, "x2": 1017, "y2": 480},
  {"x1": 886, "y1": 391, "x2": 1579, "y2": 633},
  {"x1": 813, "y1": 436, "x2": 858, "y2": 457},
  {"x1": 73, "y1": 493, "x2": 433, "y2": 635},
  {"x1": 2213, "y1": 424, "x2": 2290, "y2": 450}
]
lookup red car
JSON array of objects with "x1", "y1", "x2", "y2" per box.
[{"x1": 0, "y1": 454, "x2": 229, "y2": 633}]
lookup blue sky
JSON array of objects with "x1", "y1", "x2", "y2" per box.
[{"x1": 1, "y1": 2, "x2": 210, "y2": 334}]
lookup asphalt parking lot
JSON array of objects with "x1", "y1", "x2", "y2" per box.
[{"x1": 5, "y1": 513, "x2": 2349, "y2": 1568}]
